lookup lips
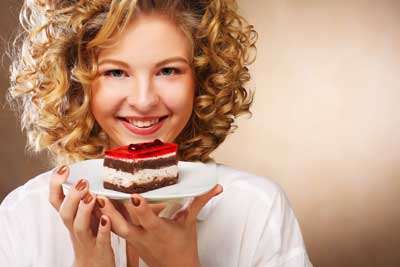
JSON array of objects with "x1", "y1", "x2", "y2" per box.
[{"x1": 118, "y1": 115, "x2": 168, "y2": 135}]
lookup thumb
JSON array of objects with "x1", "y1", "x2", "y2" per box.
[
  {"x1": 96, "y1": 215, "x2": 112, "y2": 249},
  {"x1": 186, "y1": 184, "x2": 223, "y2": 224}
]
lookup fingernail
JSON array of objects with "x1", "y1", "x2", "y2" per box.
[
  {"x1": 75, "y1": 179, "x2": 87, "y2": 191},
  {"x1": 131, "y1": 196, "x2": 141, "y2": 207},
  {"x1": 82, "y1": 193, "x2": 93, "y2": 204},
  {"x1": 96, "y1": 197, "x2": 106, "y2": 208},
  {"x1": 57, "y1": 165, "x2": 68, "y2": 175},
  {"x1": 100, "y1": 216, "x2": 107, "y2": 226}
]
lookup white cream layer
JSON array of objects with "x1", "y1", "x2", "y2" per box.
[{"x1": 104, "y1": 165, "x2": 178, "y2": 187}]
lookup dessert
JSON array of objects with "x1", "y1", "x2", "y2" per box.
[{"x1": 103, "y1": 139, "x2": 179, "y2": 193}]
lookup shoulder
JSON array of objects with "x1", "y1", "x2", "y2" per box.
[
  {"x1": 216, "y1": 163, "x2": 285, "y2": 204},
  {"x1": 213, "y1": 165, "x2": 313, "y2": 266},
  {"x1": 214, "y1": 164, "x2": 298, "y2": 229},
  {"x1": 0, "y1": 170, "x2": 52, "y2": 244},
  {"x1": 0, "y1": 169, "x2": 59, "y2": 240},
  {"x1": 0, "y1": 170, "x2": 73, "y2": 266},
  {"x1": 1, "y1": 170, "x2": 52, "y2": 210}
]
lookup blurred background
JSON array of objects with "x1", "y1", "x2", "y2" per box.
[{"x1": 1, "y1": 0, "x2": 400, "y2": 266}]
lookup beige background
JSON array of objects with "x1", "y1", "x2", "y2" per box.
[{"x1": 1, "y1": 1, "x2": 400, "y2": 266}]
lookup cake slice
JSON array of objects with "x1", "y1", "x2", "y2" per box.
[{"x1": 103, "y1": 139, "x2": 179, "y2": 193}]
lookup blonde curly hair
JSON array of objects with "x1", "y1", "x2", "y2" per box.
[{"x1": 7, "y1": 0, "x2": 257, "y2": 166}]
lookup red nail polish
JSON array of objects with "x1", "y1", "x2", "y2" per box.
[
  {"x1": 75, "y1": 179, "x2": 87, "y2": 191},
  {"x1": 82, "y1": 193, "x2": 93, "y2": 204},
  {"x1": 57, "y1": 165, "x2": 68, "y2": 175},
  {"x1": 131, "y1": 196, "x2": 141, "y2": 207},
  {"x1": 101, "y1": 216, "x2": 107, "y2": 226}
]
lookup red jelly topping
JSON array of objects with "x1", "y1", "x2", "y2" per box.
[
  {"x1": 105, "y1": 139, "x2": 178, "y2": 159},
  {"x1": 128, "y1": 139, "x2": 164, "y2": 151}
]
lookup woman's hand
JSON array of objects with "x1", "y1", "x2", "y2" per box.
[
  {"x1": 48, "y1": 165, "x2": 115, "y2": 267},
  {"x1": 97, "y1": 184, "x2": 223, "y2": 267}
]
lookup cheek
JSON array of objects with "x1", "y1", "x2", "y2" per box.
[
  {"x1": 159, "y1": 76, "x2": 195, "y2": 116},
  {"x1": 90, "y1": 85, "x2": 121, "y2": 120},
  {"x1": 162, "y1": 87, "x2": 194, "y2": 117}
]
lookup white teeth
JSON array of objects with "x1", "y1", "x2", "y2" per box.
[{"x1": 127, "y1": 118, "x2": 160, "y2": 128}]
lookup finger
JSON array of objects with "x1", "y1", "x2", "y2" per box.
[
  {"x1": 130, "y1": 194, "x2": 163, "y2": 232},
  {"x1": 112, "y1": 200, "x2": 136, "y2": 225},
  {"x1": 186, "y1": 184, "x2": 223, "y2": 224},
  {"x1": 96, "y1": 196, "x2": 143, "y2": 240},
  {"x1": 73, "y1": 192, "x2": 96, "y2": 244},
  {"x1": 172, "y1": 210, "x2": 189, "y2": 224},
  {"x1": 150, "y1": 202, "x2": 167, "y2": 216},
  {"x1": 90, "y1": 206, "x2": 102, "y2": 237},
  {"x1": 49, "y1": 165, "x2": 69, "y2": 211},
  {"x1": 59, "y1": 178, "x2": 89, "y2": 230},
  {"x1": 121, "y1": 201, "x2": 167, "y2": 226},
  {"x1": 96, "y1": 215, "x2": 111, "y2": 249},
  {"x1": 88, "y1": 199, "x2": 102, "y2": 236}
]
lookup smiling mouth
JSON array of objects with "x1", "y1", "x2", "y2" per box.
[{"x1": 118, "y1": 115, "x2": 168, "y2": 128}]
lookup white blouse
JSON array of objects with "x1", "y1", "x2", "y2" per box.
[{"x1": 0, "y1": 164, "x2": 312, "y2": 267}]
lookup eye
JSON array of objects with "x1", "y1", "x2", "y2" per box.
[
  {"x1": 158, "y1": 67, "x2": 180, "y2": 76},
  {"x1": 103, "y1": 69, "x2": 127, "y2": 78}
]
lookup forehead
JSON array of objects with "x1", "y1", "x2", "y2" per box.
[{"x1": 97, "y1": 13, "x2": 192, "y2": 63}]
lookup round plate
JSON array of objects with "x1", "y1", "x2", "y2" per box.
[{"x1": 62, "y1": 159, "x2": 217, "y2": 201}]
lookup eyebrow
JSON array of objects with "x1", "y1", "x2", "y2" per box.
[
  {"x1": 98, "y1": 59, "x2": 130, "y2": 69},
  {"x1": 98, "y1": 57, "x2": 190, "y2": 68},
  {"x1": 155, "y1": 57, "x2": 190, "y2": 67}
]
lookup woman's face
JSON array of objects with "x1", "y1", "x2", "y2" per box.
[{"x1": 91, "y1": 13, "x2": 195, "y2": 148}]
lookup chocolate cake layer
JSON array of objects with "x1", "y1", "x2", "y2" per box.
[
  {"x1": 104, "y1": 155, "x2": 178, "y2": 173},
  {"x1": 103, "y1": 175, "x2": 178, "y2": 193}
]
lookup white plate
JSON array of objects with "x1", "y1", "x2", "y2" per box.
[{"x1": 62, "y1": 159, "x2": 217, "y2": 201}]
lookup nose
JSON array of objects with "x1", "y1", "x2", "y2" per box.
[{"x1": 126, "y1": 76, "x2": 160, "y2": 112}]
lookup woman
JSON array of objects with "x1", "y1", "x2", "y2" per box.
[{"x1": 1, "y1": 0, "x2": 312, "y2": 266}]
